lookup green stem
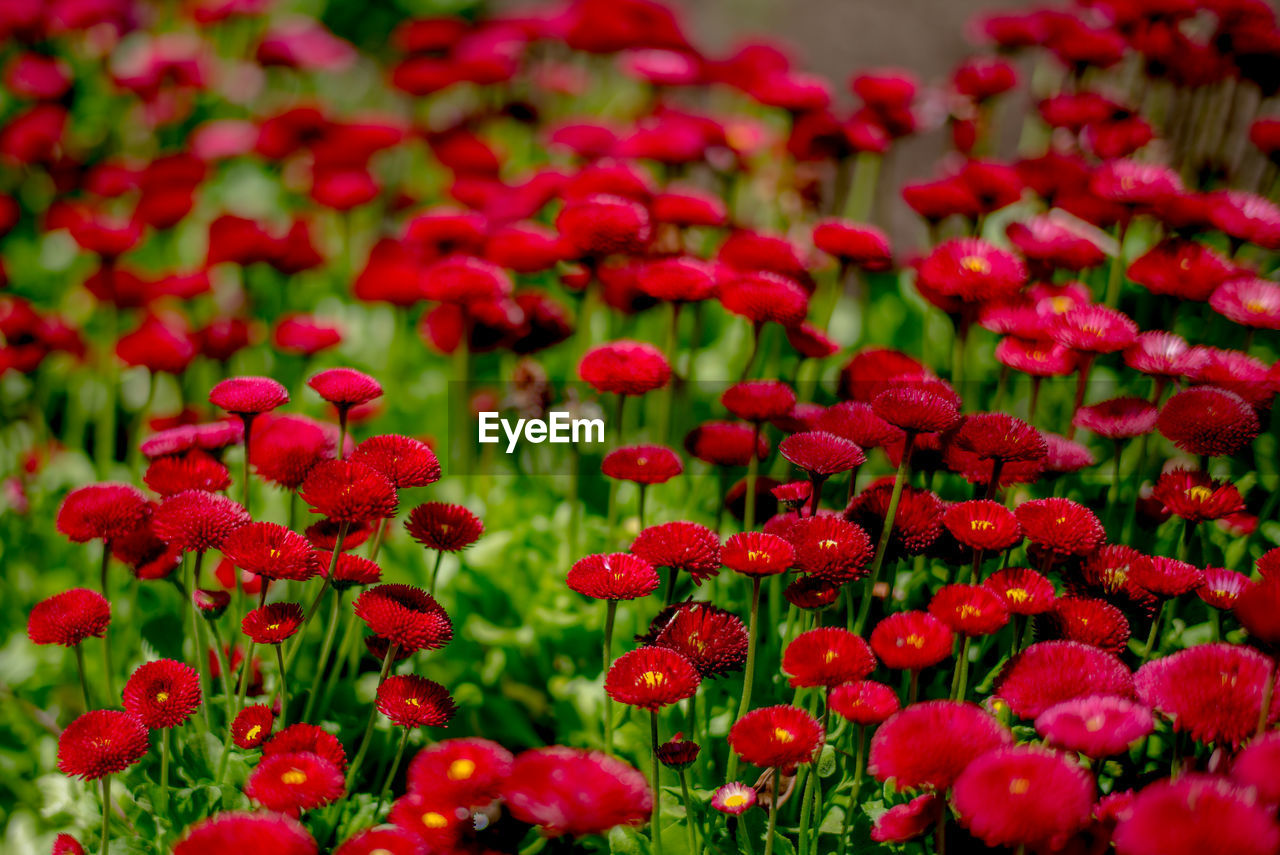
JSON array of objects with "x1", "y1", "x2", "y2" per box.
[
  {"x1": 678, "y1": 769, "x2": 701, "y2": 855},
  {"x1": 950, "y1": 636, "x2": 971, "y2": 700},
  {"x1": 158, "y1": 727, "x2": 170, "y2": 817},
  {"x1": 187, "y1": 552, "x2": 212, "y2": 731},
  {"x1": 286, "y1": 522, "x2": 348, "y2": 671},
  {"x1": 764, "y1": 767, "x2": 781, "y2": 855},
  {"x1": 726, "y1": 578, "x2": 762, "y2": 782},
  {"x1": 241, "y1": 416, "x2": 253, "y2": 518},
  {"x1": 206, "y1": 621, "x2": 235, "y2": 726},
  {"x1": 101, "y1": 775, "x2": 111, "y2": 855},
  {"x1": 346, "y1": 644, "x2": 399, "y2": 791},
  {"x1": 1104, "y1": 221, "x2": 1128, "y2": 308},
  {"x1": 428, "y1": 550, "x2": 444, "y2": 596},
  {"x1": 835, "y1": 726, "x2": 866, "y2": 855},
  {"x1": 96, "y1": 298, "x2": 118, "y2": 478},
  {"x1": 744, "y1": 425, "x2": 761, "y2": 532},
  {"x1": 843, "y1": 151, "x2": 882, "y2": 222},
  {"x1": 374, "y1": 726, "x2": 411, "y2": 818},
  {"x1": 274, "y1": 644, "x2": 288, "y2": 728},
  {"x1": 100, "y1": 548, "x2": 115, "y2": 702},
  {"x1": 853, "y1": 433, "x2": 914, "y2": 635},
  {"x1": 302, "y1": 591, "x2": 344, "y2": 722},
  {"x1": 74, "y1": 644, "x2": 92, "y2": 712},
  {"x1": 1142, "y1": 600, "x2": 1168, "y2": 662},
  {"x1": 650, "y1": 709, "x2": 665, "y2": 855},
  {"x1": 603, "y1": 600, "x2": 618, "y2": 754}
]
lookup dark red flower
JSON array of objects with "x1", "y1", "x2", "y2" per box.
[
  {"x1": 631, "y1": 522, "x2": 720, "y2": 584},
  {"x1": 245, "y1": 751, "x2": 345, "y2": 814},
  {"x1": 869, "y1": 700, "x2": 1011, "y2": 791},
  {"x1": 349, "y1": 435, "x2": 440, "y2": 490},
  {"x1": 718, "y1": 271, "x2": 809, "y2": 327},
  {"x1": 556, "y1": 194, "x2": 652, "y2": 257},
  {"x1": 601, "y1": 444, "x2": 683, "y2": 484},
  {"x1": 728, "y1": 705, "x2": 823, "y2": 769},
  {"x1": 231, "y1": 704, "x2": 274, "y2": 749},
  {"x1": 152, "y1": 490, "x2": 250, "y2": 553},
  {"x1": 27, "y1": 589, "x2": 110, "y2": 647},
  {"x1": 814, "y1": 402, "x2": 903, "y2": 449},
  {"x1": 984, "y1": 567, "x2": 1056, "y2": 615},
  {"x1": 779, "y1": 430, "x2": 865, "y2": 476},
  {"x1": 1159, "y1": 387, "x2": 1261, "y2": 457},
  {"x1": 636, "y1": 257, "x2": 717, "y2": 303},
  {"x1": 405, "y1": 502, "x2": 483, "y2": 552},
  {"x1": 421, "y1": 256, "x2": 512, "y2": 305},
  {"x1": 324, "y1": 553, "x2": 382, "y2": 590},
  {"x1": 248, "y1": 415, "x2": 335, "y2": 490},
  {"x1": 722, "y1": 381, "x2": 797, "y2": 423},
  {"x1": 242, "y1": 603, "x2": 305, "y2": 645},
  {"x1": 123, "y1": 659, "x2": 201, "y2": 729},
  {"x1": 377, "y1": 675, "x2": 457, "y2": 728},
  {"x1": 1128, "y1": 238, "x2": 1235, "y2": 302},
  {"x1": 353, "y1": 584, "x2": 452, "y2": 653},
  {"x1": 605, "y1": 646, "x2": 700, "y2": 710},
  {"x1": 996, "y1": 640, "x2": 1133, "y2": 719},
  {"x1": 651, "y1": 602, "x2": 748, "y2": 678},
  {"x1": 869, "y1": 610, "x2": 953, "y2": 670},
  {"x1": 812, "y1": 219, "x2": 892, "y2": 270},
  {"x1": 143, "y1": 451, "x2": 231, "y2": 497},
  {"x1": 829, "y1": 680, "x2": 899, "y2": 725},
  {"x1": 1034, "y1": 695, "x2": 1153, "y2": 759},
  {"x1": 1131, "y1": 555, "x2": 1204, "y2": 598},
  {"x1": 173, "y1": 812, "x2": 316, "y2": 855},
  {"x1": 1049, "y1": 305, "x2": 1138, "y2": 354},
  {"x1": 788, "y1": 515, "x2": 874, "y2": 583},
  {"x1": 929, "y1": 584, "x2": 1009, "y2": 636},
  {"x1": 721, "y1": 531, "x2": 794, "y2": 576},
  {"x1": 952, "y1": 746, "x2": 1093, "y2": 849},
  {"x1": 264, "y1": 723, "x2": 347, "y2": 771},
  {"x1": 299, "y1": 460, "x2": 397, "y2": 523},
  {"x1": 501, "y1": 747, "x2": 653, "y2": 837},
  {"x1": 56, "y1": 483, "x2": 148, "y2": 544},
  {"x1": 1113, "y1": 775, "x2": 1280, "y2": 855},
  {"x1": 209, "y1": 376, "x2": 289, "y2": 416},
  {"x1": 1047, "y1": 597, "x2": 1130, "y2": 654},
  {"x1": 1236, "y1": 578, "x2": 1280, "y2": 647},
  {"x1": 871, "y1": 793, "x2": 941, "y2": 844},
  {"x1": 579, "y1": 340, "x2": 671, "y2": 396},
  {"x1": 567, "y1": 552, "x2": 659, "y2": 600},
  {"x1": 953, "y1": 412, "x2": 1046, "y2": 463},
  {"x1": 872, "y1": 383, "x2": 961, "y2": 434},
  {"x1": 57, "y1": 710, "x2": 149, "y2": 780},
  {"x1": 1014, "y1": 498, "x2": 1104, "y2": 560},
  {"x1": 221, "y1": 523, "x2": 322, "y2": 582},
  {"x1": 782, "y1": 628, "x2": 875, "y2": 688},
  {"x1": 307, "y1": 368, "x2": 383, "y2": 411},
  {"x1": 684, "y1": 421, "x2": 769, "y2": 467}
]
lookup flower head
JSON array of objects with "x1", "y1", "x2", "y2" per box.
[
  {"x1": 684, "y1": 421, "x2": 769, "y2": 467},
  {"x1": 651, "y1": 602, "x2": 748, "y2": 678},
  {"x1": 601, "y1": 444, "x2": 683, "y2": 484},
  {"x1": 1034, "y1": 695, "x2": 1154, "y2": 758},
  {"x1": 928, "y1": 584, "x2": 1009, "y2": 636},
  {"x1": 27, "y1": 588, "x2": 110, "y2": 647},
  {"x1": 1113, "y1": 775, "x2": 1280, "y2": 855},
  {"x1": 353, "y1": 584, "x2": 452, "y2": 652},
  {"x1": 333, "y1": 828, "x2": 423, "y2": 855},
  {"x1": 1236, "y1": 577, "x2": 1280, "y2": 646},
  {"x1": 153, "y1": 490, "x2": 250, "y2": 553},
  {"x1": 567, "y1": 552, "x2": 659, "y2": 600},
  {"x1": 350, "y1": 435, "x2": 441, "y2": 490},
  {"x1": 721, "y1": 532, "x2": 794, "y2": 577},
  {"x1": 655, "y1": 733, "x2": 700, "y2": 770},
  {"x1": 221, "y1": 523, "x2": 322, "y2": 582},
  {"x1": 242, "y1": 603, "x2": 304, "y2": 645},
  {"x1": 249, "y1": 414, "x2": 335, "y2": 490},
  {"x1": 869, "y1": 700, "x2": 1011, "y2": 791},
  {"x1": 299, "y1": 460, "x2": 397, "y2": 523},
  {"x1": 952, "y1": 746, "x2": 1094, "y2": 849},
  {"x1": 209, "y1": 376, "x2": 289, "y2": 416},
  {"x1": 996, "y1": 640, "x2": 1134, "y2": 719},
  {"x1": 231, "y1": 705, "x2": 274, "y2": 749},
  {"x1": 779, "y1": 431, "x2": 865, "y2": 477},
  {"x1": 406, "y1": 736, "x2": 513, "y2": 805},
  {"x1": 1049, "y1": 305, "x2": 1138, "y2": 354},
  {"x1": 1198, "y1": 567, "x2": 1251, "y2": 610},
  {"x1": 57, "y1": 710, "x2": 149, "y2": 780},
  {"x1": 783, "y1": 628, "x2": 876, "y2": 689},
  {"x1": 983, "y1": 567, "x2": 1057, "y2": 615},
  {"x1": 1073, "y1": 396, "x2": 1158, "y2": 440},
  {"x1": 872, "y1": 383, "x2": 961, "y2": 434},
  {"x1": 915, "y1": 238, "x2": 1027, "y2": 302},
  {"x1": 943, "y1": 500, "x2": 1021, "y2": 552},
  {"x1": 143, "y1": 451, "x2": 232, "y2": 497},
  {"x1": 56, "y1": 483, "x2": 148, "y2": 543},
  {"x1": 721, "y1": 381, "x2": 797, "y2": 422},
  {"x1": 605, "y1": 647, "x2": 700, "y2": 710},
  {"x1": 245, "y1": 751, "x2": 345, "y2": 814},
  {"x1": 556, "y1": 194, "x2": 651, "y2": 257},
  {"x1": 1137, "y1": 642, "x2": 1279, "y2": 746},
  {"x1": 829, "y1": 680, "x2": 900, "y2": 725},
  {"x1": 1151, "y1": 469, "x2": 1244, "y2": 523},
  {"x1": 869, "y1": 610, "x2": 953, "y2": 670},
  {"x1": 123, "y1": 659, "x2": 202, "y2": 729},
  {"x1": 307, "y1": 367, "x2": 383, "y2": 410},
  {"x1": 718, "y1": 272, "x2": 809, "y2": 326},
  {"x1": 1231, "y1": 731, "x2": 1280, "y2": 805},
  {"x1": 711, "y1": 782, "x2": 757, "y2": 815},
  {"x1": 1048, "y1": 597, "x2": 1130, "y2": 654},
  {"x1": 377, "y1": 675, "x2": 457, "y2": 728},
  {"x1": 631, "y1": 522, "x2": 720, "y2": 584},
  {"x1": 405, "y1": 502, "x2": 483, "y2": 552},
  {"x1": 1211, "y1": 277, "x2": 1280, "y2": 329},
  {"x1": 788, "y1": 516, "x2": 874, "y2": 583},
  {"x1": 173, "y1": 812, "x2": 316, "y2": 855},
  {"x1": 501, "y1": 747, "x2": 652, "y2": 837},
  {"x1": 264, "y1": 723, "x2": 347, "y2": 771},
  {"x1": 1015, "y1": 498, "x2": 1104, "y2": 559},
  {"x1": 1157, "y1": 387, "x2": 1260, "y2": 457},
  {"x1": 728, "y1": 705, "x2": 823, "y2": 769}
]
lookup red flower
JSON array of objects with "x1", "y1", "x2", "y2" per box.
[
  {"x1": 406, "y1": 736, "x2": 514, "y2": 805},
  {"x1": 711, "y1": 782, "x2": 758, "y2": 815},
  {"x1": 209, "y1": 376, "x2": 289, "y2": 416},
  {"x1": 1199, "y1": 567, "x2": 1251, "y2": 610},
  {"x1": 579, "y1": 340, "x2": 671, "y2": 396},
  {"x1": 353, "y1": 584, "x2": 452, "y2": 652},
  {"x1": 721, "y1": 381, "x2": 797, "y2": 422},
  {"x1": 123, "y1": 659, "x2": 202, "y2": 729},
  {"x1": 829, "y1": 680, "x2": 899, "y2": 725},
  {"x1": 501, "y1": 747, "x2": 653, "y2": 837},
  {"x1": 812, "y1": 219, "x2": 892, "y2": 270},
  {"x1": 1151, "y1": 468, "x2": 1245, "y2": 523},
  {"x1": 915, "y1": 238, "x2": 1027, "y2": 302},
  {"x1": 871, "y1": 793, "x2": 942, "y2": 844},
  {"x1": 51, "y1": 834, "x2": 84, "y2": 855},
  {"x1": 684, "y1": 421, "x2": 769, "y2": 467},
  {"x1": 814, "y1": 402, "x2": 904, "y2": 449},
  {"x1": 788, "y1": 515, "x2": 873, "y2": 583},
  {"x1": 868, "y1": 700, "x2": 1011, "y2": 791},
  {"x1": 952, "y1": 746, "x2": 1094, "y2": 849},
  {"x1": 143, "y1": 451, "x2": 231, "y2": 497},
  {"x1": 242, "y1": 603, "x2": 305, "y2": 645},
  {"x1": 636, "y1": 257, "x2": 717, "y2": 303},
  {"x1": 1048, "y1": 597, "x2": 1130, "y2": 654},
  {"x1": 605, "y1": 646, "x2": 700, "y2": 710},
  {"x1": 57, "y1": 710, "x2": 149, "y2": 780},
  {"x1": 943, "y1": 500, "x2": 1021, "y2": 552},
  {"x1": 485, "y1": 223, "x2": 566, "y2": 273},
  {"x1": 1034, "y1": 695, "x2": 1154, "y2": 759},
  {"x1": 141, "y1": 421, "x2": 243, "y2": 460},
  {"x1": 1089, "y1": 160, "x2": 1181, "y2": 207},
  {"x1": 953, "y1": 412, "x2": 1046, "y2": 463},
  {"x1": 153, "y1": 490, "x2": 250, "y2": 553},
  {"x1": 1006, "y1": 215, "x2": 1105, "y2": 272},
  {"x1": 995, "y1": 337, "x2": 1078, "y2": 377},
  {"x1": 928, "y1": 584, "x2": 1009, "y2": 636},
  {"x1": 1157, "y1": 386, "x2": 1260, "y2": 457},
  {"x1": 728, "y1": 705, "x2": 823, "y2": 769},
  {"x1": 721, "y1": 532, "x2": 794, "y2": 577},
  {"x1": 1231, "y1": 731, "x2": 1280, "y2": 806},
  {"x1": 1131, "y1": 555, "x2": 1204, "y2": 598},
  {"x1": 231, "y1": 705, "x2": 274, "y2": 749},
  {"x1": 984, "y1": 567, "x2": 1057, "y2": 615},
  {"x1": 1073, "y1": 396, "x2": 1159, "y2": 440},
  {"x1": 405, "y1": 502, "x2": 483, "y2": 552},
  {"x1": 1049, "y1": 305, "x2": 1138, "y2": 354},
  {"x1": 869, "y1": 610, "x2": 953, "y2": 670},
  {"x1": 783, "y1": 628, "x2": 875, "y2": 688},
  {"x1": 1014, "y1": 498, "x2": 1104, "y2": 560},
  {"x1": 1128, "y1": 238, "x2": 1235, "y2": 302},
  {"x1": 250, "y1": 414, "x2": 335, "y2": 490},
  {"x1": 1236, "y1": 578, "x2": 1280, "y2": 646},
  {"x1": 421, "y1": 256, "x2": 512, "y2": 305},
  {"x1": 996, "y1": 640, "x2": 1134, "y2": 719},
  {"x1": 779, "y1": 430, "x2": 865, "y2": 476},
  {"x1": 264, "y1": 723, "x2": 347, "y2": 771},
  {"x1": 173, "y1": 812, "x2": 316, "y2": 855},
  {"x1": 601, "y1": 444, "x2": 683, "y2": 484},
  {"x1": 388, "y1": 791, "x2": 468, "y2": 848},
  {"x1": 1113, "y1": 775, "x2": 1280, "y2": 855},
  {"x1": 631, "y1": 522, "x2": 720, "y2": 584},
  {"x1": 567, "y1": 552, "x2": 659, "y2": 600},
  {"x1": 27, "y1": 588, "x2": 110, "y2": 647},
  {"x1": 306, "y1": 367, "x2": 383, "y2": 411},
  {"x1": 651, "y1": 602, "x2": 748, "y2": 678},
  {"x1": 1211, "y1": 277, "x2": 1280, "y2": 330},
  {"x1": 333, "y1": 828, "x2": 423, "y2": 855},
  {"x1": 350, "y1": 435, "x2": 441, "y2": 490},
  {"x1": 56, "y1": 483, "x2": 148, "y2": 544},
  {"x1": 377, "y1": 675, "x2": 457, "y2": 728},
  {"x1": 846, "y1": 481, "x2": 945, "y2": 558},
  {"x1": 221, "y1": 523, "x2": 322, "y2": 582},
  {"x1": 718, "y1": 272, "x2": 810, "y2": 327},
  {"x1": 556, "y1": 194, "x2": 652, "y2": 257},
  {"x1": 324, "y1": 553, "x2": 382, "y2": 590},
  {"x1": 872, "y1": 383, "x2": 961, "y2": 434},
  {"x1": 245, "y1": 751, "x2": 345, "y2": 814},
  {"x1": 299, "y1": 460, "x2": 397, "y2": 523}
]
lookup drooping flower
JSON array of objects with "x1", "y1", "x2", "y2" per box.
[
  {"x1": 951, "y1": 746, "x2": 1094, "y2": 850},
  {"x1": 1034, "y1": 695, "x2": 1154, "y2": 758},
  {"x1": 1073, "y1": 397, "x2": 1158, "y2": 440},
  {"x1": 996, "y1": 640, "x2": 1134, "y2": 719},
  {"x1": 27, "y1": 589, "x2": 110, "y2": 647},
  {"x1": 57, "y1": 710, "x2": 149, "y2": 780},
  {"x1": 782, "y1": 628, "x2": 876, "y2": 688},
  {"x1": 605, "y1": 647, "x2": 700, "y2": 710},
  {"x1": 245, "y1": 751, "x2": 345, "y2": 814},
  {"x1": 728, "y1": 705, "x2": 823, "y2": 769},
  {"x1": 868, "y1": 700, "x2": 1011, "y2": 791},
  {"x1": 122, "y1": 659, "x2": 202, "y2": 729},
  {"x1": 405, "y1": 502, "x2": 483, "y2": 552},
  {"x1": 869, "y1": 611, "x2": 953, "y2": 671},
  {"x1": 307, "y1": 367, "x2": 383, "y2": 411},
  {"x1": 173, "y1": 812, "x2": 317, "y2": 855},
  {"x1": 353, "y1": 585, "x2": 452, "y2": 653},
  {"x1": 1112, "y1": 775, "x2": 1280, "y2": 855},
  {"x1": 500, "y1": 747, "x2": 653, "y2": 837},
  {"x1": 377, "y1": 675, "x2": 457, "y2": 728},
  {"x1": 567, "y1": 553, "x2": 659, "y2": 600}
]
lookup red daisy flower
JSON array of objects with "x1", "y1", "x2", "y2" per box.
[
  {"x1": 221, "y1": 523, "x2": 322, "y2": 582},
  {"x1": 814, "y1": 402, "x2": 904, "y2": 449},
  {"x1": 928, "y1": 584, "x2": 1009, "y2": 637},
  {"x1": 871, "y1": 793, "x2": 942, "y2": 844},
  {"x1": 353, "y1": 584, "x2": 453, "y2": 653},
  {"x1": 1124, "y1": 330, "x2": 1194, "y2": 378},
  {"x1": 249, "y1": 414, "x2": 335, "y2": 490},
  {"x1": 567, "y1": 553, "x2": 659, "y2": 600},
  {"x1": 1072, "y1": 397, "x2": 1158, "y2": 440},
  {"x1": 994, "y1": 337, "x2": 1079, "y2": 377},
  {"x1": 1211, "y1": 277, "x2": 1280, "y2": 330},
  {"x1": 333, "y1": 828, "x2": 422, "y2": 855},
  {"x1": 684, "y1": 421, "x2": 769, "y2": 467},
  {"x1": 406, "y1": 736, "x2": 514, "y2": 805},
  {"x1": 868, "y1": 700, "x2": 1012, "y2": 791},
  {"x1": 788, "y1": 515, "x2": 874, "y2": 583},
  {"x1": 728, "y1": 705, "x2": 823, "y2": 769},
  {"x1": 324, "y1": 553, "x2": 382, "y2": 590},
  {"x1": 245, "y1": 751, "x2": 345, "y2": 814},
  {"x1": 1151, "y1": 469, "x2": 1245, "y2": 523},
  {"x1": 143, "y1": 451, "x2": 232, "y2": 497},
  {"x1": 1047, "y1": 597, "x2": 1130, "y2": 654},
  {"x1": 122, "y1": 658, "x2": 201, "y2": 729},
  {"x1": 1014, "y1": 498, "x2": 1104, "y2": 560},
  {"x1": 51, "y1": 834, "x2": 84, "y2": 855},
  {"x1": 27, "y1": 588, "x2": 110, "y2": 647},
  {"x1": 655, "y1": 733, "x2": 699, "y2": 770},
  {"x1": 636, "y1": 257, "x2": 718, "y2": 303},
  {"x1": 953, "y1": 412, "x2": 1046, "y2": 463},
  {"x1": 57, "y1": 710, "x2": 149, "y2": 780},
  {"x1": 274, "y1": 315, "x2": 341, "y2": 356},
  {"x1": 421, "y1": 256, "x2": 513, "y2": 305},
  {"x1": 500, "y1": 747, "x2": 653, "y2": 837},
  {"x1": 872, "y1": 383, "x2": 961, "y2": 434},
  {"x1": 1157, "y1": 386, "x2": 1260, "y2": 458},
  {"x1": 601, "y1": 444, "x2": 683, "y2": 484},
  {"x1": 779, "y1": 431, "x2": 866, "y2": 477},
  {"x1": 209, "y1": 376, "x2": 289, "y2": 416},
  {"x1": 784, "y1": 576, "x2": 843, "y2": 610},
  {"x1": 556, "y1": 194, "x2": 652, "y2": 257},
  {"x1": 996, "y1": 640, "x2": 1134, "y2": 719},
  {"x1": 915, "y1": 238, "x2": 1027, "y2": 302},
  {"x1": 173, "y1": 812, "x2": 316, "y2": 855},
  {"x1": 405, "y1": 502, "x2": 483, "y2": 552},
  {"x1": 242, "y1": 603, "x2": 304, "y2": 645},
  {"x1": 263, "y1": 723, "x2": 347, "y2": 771},
  {"x1": 650, "y1": 602, "x2": 748, "y2": 678},
  {"x1": 1127, "y1": 238, "x2": 1235, "y2": 302},
  {"x1": 152, "y1": 490, "x2": 250, "y2": 553},
  {"x1": 141, "y1": 422, "x2": 243, "y2": 460},
  {"x1": 829, "y1": 680, "x2": 900, "y2": 725},
  {"x1": 869, "y1": 611, "x2": 954, "y2": 671},
  {"x1": 1113, "y1": 775, "x2": 1280, "y2": 855},
  {"x1": 1235, "y1": 578, "x2": 1280, "y2": 646},
  {"x1": 631, "y1": 522, "x2": 720, "y2": 585},
  {"x1": 952, "y1": 746, "x2": 1094, "y2": 850},
  {"x1": 846, "y1": 481, "x2": 946, "y2": 558},
  {"x1": 983, "y1": 567, "x2": 1057, "y2": 615},
  {"x1": 306, "y1": 367, "x2": 383, "y2": 410},
  {"x1": 721, "y1": 532, "x2": 794, "y2": 577},
  {"x1": 782, "y1": 628, "x2": 876, "y2": 688},
  {"x1": 718, "y1": 271, "x2": 810, "y2": 327},
  {"x1": 387, "y1": 791, "x2": 468, "y2": 848},
  {"x1": 1231, "y1": 731, "x2": 1280, "y2": 805},
  {"x1": 231, "y1": 704, "x2": 274, "y2": 749},
  {"x1": 711, "y1": 782, "x2": 757, "y2": 815},
  {"x1": 579, "y1": 340, "x2": 671, "y2": 396},
  {"x1": 721, "y1": 381, "x2": 797, "y2": 423},
  {"x1": 377, "y1": 675, "x2": 457, "y2": 728},
  {"x1": 56, "y1": 483, "x2": 148, "y2": 544},
  {"x1": 1034, "y1": 695, "x2": 1154, "y2": 759},
  {"x1": 299, "y1": 460, "x2": 397, "y2": 523},
  {"x1": 350, "y1": 435, "x2": 441, "y2": 490},
  {"x1": 1006, "y1": 215, "x2": 1105, "y2": 272},
  {"x1": 1198, "y1": 567, "x2": 1251, "y2": 610},
  {"x1": 1090, "y1": 160, "x2": 1181, "y2": 207},
  {"x1": 1187, "y1": 347, "x2": 1275, "y2": 409},
  {"x1": 605, "y1": 646, "x2": 700, "y2": 710},
  {"x1": 1131, "y1": 555, "x2": 1204, "y2": 598},
  {"x1": 943, "y1": 500, "x2": 1021, "y2": 552},
  {"x1": 1049, "y1": 304, "x2": 1138, "y2": 354},
  {"x1": 812, "y1": 219, "x2": 893, "y2": 270}
]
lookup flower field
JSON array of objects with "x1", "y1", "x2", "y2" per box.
[{"x1": 3, "y1": 0, "x2": 1280, "y2": 854}]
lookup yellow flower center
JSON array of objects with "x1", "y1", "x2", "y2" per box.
[
  {"x1": 960, "y1": 255, "x2": 991, "y2": 275},
  {"x1": 1006, "y1": 588, "x2": 1028, "y2": 603},
  {"x1": 724, "y1": 793, "x2": 748, "y2": 808},
  {"x1": 155, "y1": 691, "x2": 170, "y2": 703},
  {"x1": 1185, "y1": 486, "x2": 1213, "y2": 502},
  {"x1": 1085, "y1": 714, "x2": 1106, "y2": 732},
  {"x1": 959, "y1": 605, "x2": 982, "y2": 619},
  {"x1": 773, "y1": 727, "x2": 794, "y2": 743},
  {"x1": 970, "y1": 519, "x2": 994, "y2": 531},
  {"x1": 1047, "y1": 296, "x2": 1073, "y2": 314},
  {"x1": 903, "y1": 633, "x2": 925, "y2": 648},
  {"x1": 1247, "y1": 300, "x2": 1269, "y2": 314},
  {"x1": 747, "y1": 549, "x2": 766, "y2": 562},
  {"x1": 281, "y1": 769, "x2": 308, "y2": 786},
  {"x1": 641, "y1": 670, "x2": 667, "y2": 689},
  {"x1": 1009, "y1": 777, "x2": 1031, "y2": 795},
  {"x1": 818, "y1": 539, "x2": 838, "y2": 550},
  {"x1": 448, "y1": 758, "x2": 477, "y2": 780},
  {"x1": 245, "y1": 725, "x2": 262, "y2": 742},
  {"x1": 422, "y1": 811, "x2": 449, "y2": 829}
]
